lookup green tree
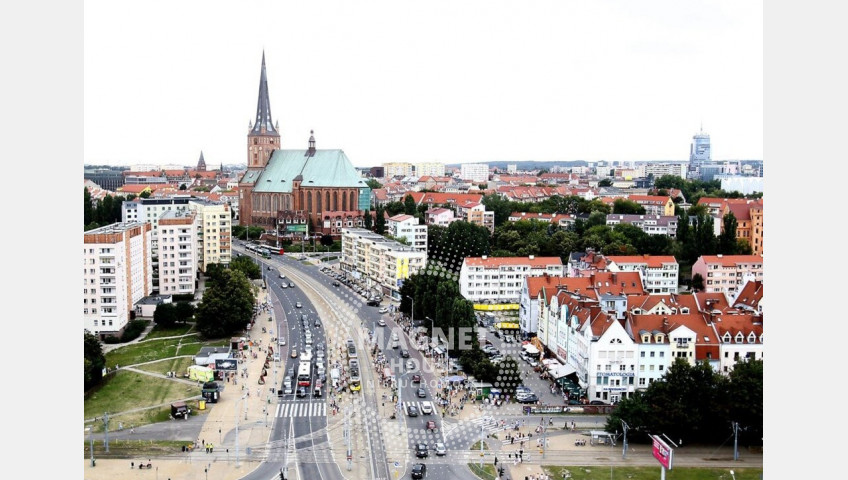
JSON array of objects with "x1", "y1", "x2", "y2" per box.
[
  {"x1": 612, "y1": 198, "x2": 646, "y2": 215},
  {"x1": 736, "y1": 238, "x2": 753, "y2": 255},
  {"x1": 363, "y1": 209, "x2": 373, "y2": 230},
  {"x1": 403, "y1": 194, "x2": 417, "y2": 215},
  {"x1": 195, "y1": 269, "x2": 256, "y2": 338},
  {"x1": 719, "y1": 212, "x2": 739, "y2": 254},
  {"x1": 230, "y1": 255, "x2": 261, "y2": 280},
  {"x1": 727, "y1": 359, "x2": 764, "y2": 446},
  {"x1": 139, "y1": 190, "x2": 151, "y2": 198},
  {"x1": 481, "y1": 193, "x2": 514, "y2": 227},
  {"x1": 691, "y1": 273, "x2": 705, "y2": 292},
  {"x1": 174, "y1": 302, "x2": 196, "y2": 323},
  {"x1": 366, "y1": 178, "x2": 382, "y2": 190},
  {"x1": 384, "y1": 201, "x2": 404, "y2": 217},
  {"x1": 84, "y1": 331, "x2": 106, "y2": 390},
  {"x1": 84, "y1": 187, "x2": 94, "y2": 226},
  {"x1": 320, "y1": 234, "x2": 334, "y2": 246},
  {"x1": 427, "y1": 220, "x2": 490, "y2": 273},
  {"x1": 598, "y1": 178, "x2": 613, "y2": 187},
  {"x1": 153, "y1": 302, "x2": 179, "y2": 328},
  {"x1": 375, "y1": 204, "x2": 386, "y2": 234}
]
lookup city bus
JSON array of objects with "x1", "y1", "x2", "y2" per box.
[
  {"x1": 297, "y1": 361, "x2": 311, "y2": 387},
  {"x1": 245, "y1": 243, "x2": 271, "y2": 258}
]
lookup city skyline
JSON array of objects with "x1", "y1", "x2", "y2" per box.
[{"x1": 84, "y1": 1, "x2": 763, "y2": 168}]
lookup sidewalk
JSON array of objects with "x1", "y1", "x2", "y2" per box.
[{"x1": 85, "y1": 288, "x2": 279, "y2": 480}]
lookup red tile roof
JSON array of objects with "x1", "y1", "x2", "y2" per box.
[
  {"x1": 465, "y1": 256, "x2": 563, "y2": 268},
  {"x1": 627, "y1": 195, "x2": 671, "y2": 205},
  {"x1": 698, "y1": 255, "x2": 763, "y2": 267},
  {"x1": 606, "y1": 255, "x2": 678, "y2": 268}
]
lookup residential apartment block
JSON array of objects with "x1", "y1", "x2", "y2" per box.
[
  {"x1": 459, "y1": 255, "x2": 563, "y2": 303},
  {"x1": 383, "y1": 162, "x2": 414, "y2": 178},
  {"x1": 188, "y1": 199, "x2": 232, "y2": 272},
  {"x1": 459, "y1": 163, "x2": 489, "y2": 183},
  {"x1": 457, "y1": 202, "x2": 495, "y2": 233},
  {"x1": 425, "y1": 207, "x2": 458, "y2": 227},
  {"x1": 605, "y1": 255, "x2": 679, "y2": 294},
  {"x1": 340, "y1": 228, "x2": 427, "y2": 300},
  {"x1": 83, "y1": 222, "x2": 153, "y2": 340},
  {"x1": 387, "y1": 214, "x2": 427, "y2": 252},
  {"x1": 414, "y1": 162, "x2": 445, "y2": 177},
  {"x1": 157, "y1": 210, "x2": 198, "y2": 295},
  {"x1": 605, "y1": 214, "x2": 678, "y2": 236},
  {"x1": 691, "y1": 254, "x2": 764, "y2": 296},
  {"x1": 626, "y1": 195, "x2": 675, "y2": 216}
]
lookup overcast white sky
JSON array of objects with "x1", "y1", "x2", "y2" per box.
[{"x1": 84, "y1": 0, "x2": 762, "y2": 168}]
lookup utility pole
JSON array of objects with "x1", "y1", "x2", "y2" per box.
[
  {"x1": 732, "y1": 421, "x2": 739, "y2": 461},
  {"x1": 87, "y1": 427, "x2": 95, "y2": 467},
  {"x1": 621, "y1": 420, "x2": 630, "y2": 459},
  {"x1": 102, "y1": 412, "x2": 110, "y2": 452},
  {"x1": 235, "y1": 393, "x2": 246, "y2": 467},
  {"x1": 345, "y1": 406, "x2": 352, "y2": 471},
  {"x1": 479, "y1": 418, "x2": 484, "y2": 467}
]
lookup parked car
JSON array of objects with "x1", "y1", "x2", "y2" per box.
[
  {"x1": 401, "y1": 349, "x2": 410, "y2": 358},
  {"x1": 517, "y1": 394, "x2": 539, "y2": 404},
  {"x1": 290, "y1": 349, "x2": 298, "y2": 358},
  {"x1": 366, "y1": 299, "x2": 380, "y2": 307},
  {"x1": 279, "y1": 274, "x2": 286, "y2": 279},
  {"x1": 406, "y1": 360, "x2": 416, "y2": 370},
  {"x1": 589, "y1": 400, "x2": 607, "y2": 405},
  {"x1": 278, "y1": 337, "x2": 286, "y2": 346}
]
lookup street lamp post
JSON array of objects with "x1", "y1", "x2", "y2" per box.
[
  {"x1": 404, "y1": 295, "x2": 414, "y2": 328},
  {"x1": 235, "y1": 393, "x2": 247, "y2": 467},
  {"x1": 86, "y1": 427, "x2": 94, "y2": 467}
]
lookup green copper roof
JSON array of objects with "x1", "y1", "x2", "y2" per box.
[{"x1": 251, "y1": 149, "x2": 367, "y2": 193}]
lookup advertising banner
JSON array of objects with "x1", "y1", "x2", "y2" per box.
[{"x1": 652, "y1": 435, "x2": 674, "y2": 470}]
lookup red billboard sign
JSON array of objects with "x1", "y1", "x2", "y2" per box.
[{"x1": 652, "y1": 435, "x2": 674, "y2": 470}]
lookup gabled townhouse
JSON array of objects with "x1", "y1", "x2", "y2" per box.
[
  {"x1": 459, "y1": 255, "x2": 563, "y2": 303},
  {"x1": 606, "y1": 255, "x2": 679, "y2": 294},
  {"x1": 580, "y1": 311, "x2": 638, "y2": 403},
  {"x1": 691, "y1": 254, "x2": 763, "y2": 296},
  {"x1": 713, "y1": 313, "x2": 763, "y2": 374},
  {"x1": 321, "y1": 210, "x2": 367, "y2": 236},
  {"x1": 731, "y1": 280, "x2": 763, "y2": 315}
]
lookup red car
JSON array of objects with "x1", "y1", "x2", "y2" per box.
[{"x1": 426, "y1": 420, "x2": 437, "y2": 431}]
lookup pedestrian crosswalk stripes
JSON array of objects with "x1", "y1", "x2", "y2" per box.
[{"x1": 276, "y1": 401, "x2": 327, "y2": 418}]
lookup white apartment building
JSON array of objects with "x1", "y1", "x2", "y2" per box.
[
  {"x1": 83, "y1": 222, "x2": 153, "y2": 340},
  {"x1": 340, "y1": 228, "x2": 427, "y2": 300},
  {"x1": 425, "y1": 207, "x2": 457, "y2": 227},
  {"x1": 606, "y1": 255, "x2": 679, "y2": 295},
  {"x1": 414, "y1": 162, "x2": 446, "y2": 177},
  {"x1": 459, "y1": 163, "x2": 489, "y2": 183},
  {"x1": 157, "y1": 210, "x2": 198, "y2": 295},
  {"x1": 383, "y1": 162, "x2": 414, "y2": 178},
  {"x1": 691, "y1": 254, "x2": 764, "y2": 296},
  {"x1": 122, "y1": 196, "x2": 193, "y2": 255},
  {"x1": 642, "y1": 163, "x2": 687, "y2": 179},
  {"x1": 387, "y1": 214, "x2": 428, "y2": 252},
  {"x1": 459, "y1": 255, "x2": 564, "y2": 303},
  {"x1": 188, "y1": 199, "x2": 232, "y2": 272},
  {"x1": 605, "y1": 214, "x2": 678, "y2": 237},
  {"x1": 458, "y1": 202, "x2": 495, "y2": 233}
]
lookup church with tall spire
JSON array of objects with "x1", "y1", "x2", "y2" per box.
[{"x1": 238, "y1": 52, "x2": 369, "y2": 233}]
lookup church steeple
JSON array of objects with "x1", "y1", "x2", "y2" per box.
[
  {"x1": 306, "y1": 130, "x2": 316, "y2": 157},
  {"x1": 251, "y1": 51, "x2": 277, "y2": 135},
  {"x1": 197, "y1": 151, "x2": 206, "y2": 171}
]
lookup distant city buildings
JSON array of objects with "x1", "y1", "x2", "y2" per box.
[
  {"x1": 459, "y1": 163, "x2": 489, "y2": 183},
  {"x1": 414, "y1": 162, "x2": 445, "y2": 177}
]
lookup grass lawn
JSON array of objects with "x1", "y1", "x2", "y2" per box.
[
  {"x1": 84, "y1": 370, "x2": 208, "y2": 432},
  {"x1": 105, "y1": 337, "x2": 232, "y2": 370},
  {"x1": 136, "y1": 356, "x2": 195, "y2": 376},
  {"x1": 543, "y1": 465, "x2": 763, "y2": 480},
  {"x1": 468, "y1": 462, "x2": 497, "y2": 480},
  {"x1": 83, "y1": 439, "x2": 188, "y2": 458},
  {"x1": 144, "y1": 324, "x2": 195, "y2": 339}
]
